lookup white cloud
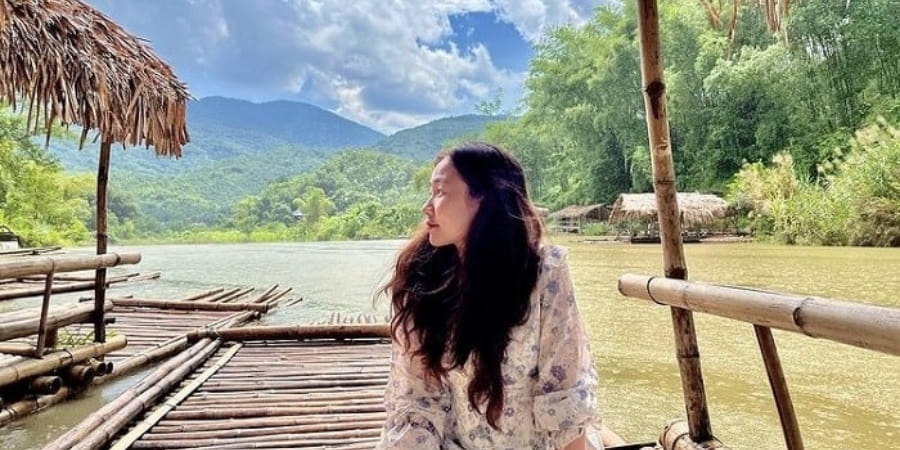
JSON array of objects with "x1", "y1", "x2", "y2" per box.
[
  {"x1": 492, "y1": 0, "x2": 599, "y2": 42},
  {"x1": 88, "y1": 0, "x2": 606, "y2": 133}
]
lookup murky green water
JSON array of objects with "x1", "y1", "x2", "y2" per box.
[{"x1": 1, "y1": 239, "x2": 898, "y2": 449}]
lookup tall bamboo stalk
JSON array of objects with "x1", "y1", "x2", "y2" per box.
[
  {"x1": 635, "y1": 0, "x2": 712, "y2": 441},
  {"x1": 94, "y1": 139, "x2": 112, "y2": 343}
]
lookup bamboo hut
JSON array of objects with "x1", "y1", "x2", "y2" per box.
[
  {"x1": 548, "y1": 204, "x2": 609, "y2": 233},
  {"x1": 0, "y1": 0, "x2": 190, "y2": 342},
  {"x1": 608, "y1": 193, "x2": 727, "y2": 229}
]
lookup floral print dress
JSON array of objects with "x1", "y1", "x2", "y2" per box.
[{"x1": 378, "y1": 245, "x2": 602, "y2": 449}]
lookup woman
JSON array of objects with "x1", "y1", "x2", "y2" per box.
[{"x1": 378, "y1": 142, "x2": 602, "y2": 449}]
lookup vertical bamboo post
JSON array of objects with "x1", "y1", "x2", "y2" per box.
[
  {"x1": 34, "y1": 271, "x2": 55, "y2": 356},
  {"x1": 94, "y1": 139, "x2": 111, "y2": 343},
  {"x1": 635, "y1": 0, "x2": 712, "y2": 441},
  {"x1": 754, "y1": 325, "x2": 804, "y2": 449}
]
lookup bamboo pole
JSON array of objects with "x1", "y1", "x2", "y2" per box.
[
  {"x1": 755, "y1": 325, "x2": 804, "y2": 450},
  {"x1": 29, "y1": 375, "x2": 62, "y2": 395},
  {"x1": 618, "y1": 274, "x2": 900, "y2": 356},
  {"x1": 97, "y1": 310, "x2": 259, "y2": 382},
  {"x1": 63, "y1": 364, "x2": 96, "y2": 385},
  {"x1": 110, "y1": 298, "x2": 269, "y2": 312},
  {"x1": 636, "y1": 0, "x2": 712, "y2": 441},
  {"x1": 94, "y1": 139, "x2": 112, "y2": 344},
  {"x1": 150, "y1": 412, "x2": 386, "y2": 433},
  {"x1": 0, "y1": 301, "x2": 113, "y2": 341},
  {"x1": 110, "y1": 343, "x2": 244, "y2": 450},
  {"x1": 199, "y1": 287, "x2": 242, "y2": 303},
  {"x1": 140, "y1": 419, "x2": 387, "y2": 441},
  {"x1": 0, "y1": 252, "x2": 141, "y2": 279},
  {"x1": 0, "y1": 386, "x2": 72, "y2": 426},
  {"x1": 129, "y1": 428, "x2": 383, "y2": 449},
  {"x1": 44, "y1": 338, "x2": 222, "y2": 450},
  {"x1": 0, "y1": 335, "x2": 125, "y2": 388},
  {"x1": 187, "y1": 324, "x2": 391, "y2": 343},
  {"x1": 177, "y1": 288, "x2": 225, "y2": 302},
  {"x1": 34, "y1": 271, "x2": 55, "y2": 356}
]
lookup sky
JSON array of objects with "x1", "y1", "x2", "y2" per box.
[{"x1": 85, "y1": 0, "x2": 612, "y2": 134}]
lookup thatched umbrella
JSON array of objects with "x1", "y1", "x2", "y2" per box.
[
  {"x1": 608, "y1": 193, "x2": 727, "y2": 228},
  {"x1": 0, "y1": 0, "x2": 190, "y2": 342}
]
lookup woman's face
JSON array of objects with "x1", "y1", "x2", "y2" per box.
[{"x1": 422, "y1": 157, "x2": 480, "y2": 249}]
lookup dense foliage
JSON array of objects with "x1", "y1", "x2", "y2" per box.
[{"x1": 2, "y1": 0, "x2": 898, "y2": 246}]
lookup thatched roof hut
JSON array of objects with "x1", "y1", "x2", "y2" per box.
[
  {"x1": 608, "y1": 193, "x2": 727, "y2": 226},
  {"x1": 548, "y1": 204, "x2": 609, "y2": 221},
  {"x1": 0, "y1": 0, "x2": 190, "y2": 155},
  {"x1": 0, "y1": 0, "x2": 190, "y2": 343}
]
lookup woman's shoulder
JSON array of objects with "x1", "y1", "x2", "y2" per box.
[{"x1": 539, "y1": 244, "x2": 569, "y2": 270}]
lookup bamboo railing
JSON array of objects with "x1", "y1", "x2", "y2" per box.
[
  {"x1": 619, "y1": 273, "x2": 900, "y2": 450},
  {"x1": 0, "y1": 253, "x2": 140, "y2": 279},
  {"x1": 618, "y1": 274, "x2": 900, "y2": 356}
]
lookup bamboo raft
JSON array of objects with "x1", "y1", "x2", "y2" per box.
[
  {"x1": 0, "y1": 284, "x2": 300, "y2": 426},
  {"x1": 0, "y1": 271, "x2": 161, "y2": 302}
]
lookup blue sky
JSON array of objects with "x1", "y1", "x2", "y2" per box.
[{"x1": 86, "y1": 1, "x2": 609, "y2": 133}]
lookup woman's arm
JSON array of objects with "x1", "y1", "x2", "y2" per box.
[
  {"x1": 377, "y1": 331, "x2": 451, "y2": 449},
  {"x1": 532, "y1": 247, "x2": 601, "y2": 449}
]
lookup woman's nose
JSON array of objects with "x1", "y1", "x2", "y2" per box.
[{"x1": 421, "y1": 196, "x2": 433, "y2": 213}]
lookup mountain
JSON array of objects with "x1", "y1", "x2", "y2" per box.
[
  {"x1": 42, "y1": 98, "x2": 505, "y2": 229},
  {"x1": 375, "y1": 114, "x2": 507, "y2": 161},
  {"x1": 48, "y1": 97, "x2": 385, "y2": 175}
]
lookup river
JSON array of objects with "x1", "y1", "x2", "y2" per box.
[{"x1": 1, "y1": 239, "x2": 898, "y2": 449}]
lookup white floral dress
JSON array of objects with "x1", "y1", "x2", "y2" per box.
[{"x1": 377, "y1": 245, "x2": 602, "y2": 449}]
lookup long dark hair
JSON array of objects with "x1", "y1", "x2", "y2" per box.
[{"x1": 383, "y1": 141, "x2": 543, "y2": 428}]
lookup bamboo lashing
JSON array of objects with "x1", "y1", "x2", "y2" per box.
[
  {"x1": 618, "y1": 274, "x2": 900, "y2": 356},
  {"x1": 0, "y1": 252, "x2": 140, "y2": 279},
  {"x1": 635, "y1": 0, "x2": 712, "y2": 441},
  {"x1": 186, "y1": 324, "x2": 391, "y2": 343}
]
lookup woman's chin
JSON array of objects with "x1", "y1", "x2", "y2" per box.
[{"x1": 427, "y1": 232, "x2": 449, "y2": 248}]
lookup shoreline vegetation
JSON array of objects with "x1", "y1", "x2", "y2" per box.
[{"x1": 2, "y1": 0, "x2": 898, "y2": 249}]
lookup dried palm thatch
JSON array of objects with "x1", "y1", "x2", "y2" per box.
[
  {"x1": 608, "y1": 192, "x2": 728, "y2": 227},
  {"x1": 0, "y1": 0, "x2": 190, "y2": 156},
  {"x1": 548, "y1": 204, "x2": 609, "y2": 221}
]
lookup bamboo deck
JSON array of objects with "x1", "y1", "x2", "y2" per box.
[
  {"x1": 0, "y1": 286, "x2": 299, "y2": 426},
  {"x1": 119, "y1": 340, "x2": 391, "y2": 449}
]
